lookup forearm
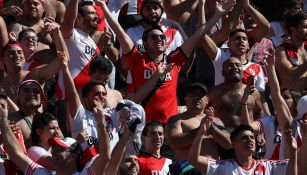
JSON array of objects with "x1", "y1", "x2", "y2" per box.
[
  {"x1": 127, "y1": 73, "x2": 160, "y2": 103},
  {"x1": 96, "y1": 124, "x2": 111, "y2": 173},
  {"x1": 244, "y1": 4, "x2": 269, "y2": 35},
  {"x1": 298, "y1": 137, "x2": 307, "y2": 175},
  {"x1": 61, "y1": 0, "x2": 78, "y2": 37},
  {"x1": 104, "y1": 45, "x2": 119, "y2": 63},
  {"x1": 287, "y1": 149, "x2": 298, "y2": 175},
  {"x1": 0, "y1": 17, "x2": 8, "y2": 48},
  {"x1": 167, "y1": 127, "x2": 200, "y2": 149},
  {"x1": 210, "y1": 126, "x2": 232, "y2": 149},
  {"x1": 105, "y1": 130, "x2": 131, "y2": 175}
]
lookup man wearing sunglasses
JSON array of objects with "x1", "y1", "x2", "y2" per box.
[
  {"x1": 7, "y1": 80, "x2": 47, "y2": 149},
  {"x1": 98, "y1": 0, "x2": 227, "y2": 123}
]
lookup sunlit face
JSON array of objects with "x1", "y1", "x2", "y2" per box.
[
  {"x1": 144, "y1": 29, "x2": 166, "y2": 53},
  {"x1": 20, "y1": 31, "x2": 38, "y2": 55},
  {"x1": 232, "y1": 130, "x2": 256, "y2": 156},
  {"x1": 222, "y1": 57, "x2": 243, "y2": 83},
  {"x1": 3, "y1": 45, "x2": 25, "y2": 71},
  {"x1": 119, "y1": 155, "x2": 140, "y2": 175},
  {"x1": 79, "y1": 5, "x2": 98, "y2": 31},
  {"x1": 23, "y1": 0, "x2": 44, "y2": 19},
  {"x1": 143, "y1": 125, "x2": 164, "y2": 151},
  {"x1": 84, "y1": 85, "x2": 107, "y2": 111},
  {"x1": 18, "y1": 82, "x2": 42, "y2": 108},
  {"x1": 141, "y1": 3, "x2": 162, "y2": 25},
  {"x1": 38, "y1": 120, "x2": 64, "y2": 145},
  {"x1": 228, "y1": 31, "x2": 250, "y2": 56}
]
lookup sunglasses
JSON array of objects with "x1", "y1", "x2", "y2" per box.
[
  {"x1": 149, "y1": 34, "x2": 166, "y2": 41},
  {"x1": 22, "y1": 87, "x2": 40, "y2": 94},
  {"x1": 21, "y1": 36, "x2": 38, "y2": 42}
]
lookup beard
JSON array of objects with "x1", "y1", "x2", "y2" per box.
[
  {"x1": 84, "y1": 20, "x2": 98, "y2": 31},
  {"x1": 141, "y1": 14, "x2": 162, "y2": 26}
]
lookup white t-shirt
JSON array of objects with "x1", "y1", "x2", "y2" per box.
[
  {"x1": 205, "y1": 158, "x2": 288, "y2": 175},
  {"x1": 28, "y1": 146, "x2": 52, "y2": 162},
  {"x1": 70, "y1": 105, "x2": 120, "y2": 151},
  {"x1": 25, "y1": 155, "x2": 97, "y2": 175}
]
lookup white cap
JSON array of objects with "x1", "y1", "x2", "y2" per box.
[{"x1": 296, "y1": 95, "x2": 307, "y2": 120}]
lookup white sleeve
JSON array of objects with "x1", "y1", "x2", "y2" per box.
[
  {"x1": 28, "y1": 146, "x2": 51, "y2": 162},
  {"x1": 70, "y1": 105, "x2": 86, "y2": 138}
]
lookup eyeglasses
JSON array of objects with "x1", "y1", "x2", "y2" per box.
[
  {"x1": 21, "y1": 36, "x2": 38, "y2": 42},
  {"x1": 22, "y1": 87, "x2": 40, "y2": 94},
  {"x1": 149, "y1": 34, "x2": 166, "y2": 41}
]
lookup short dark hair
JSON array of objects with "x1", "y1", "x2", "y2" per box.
[
  {"x1": 142, "y1": 25, "x2": 164, "y2": 42},
  {"x1": 142, "y1": 121, "x2": 163, "y2": 136},
  {"x1": 31, "y1": 113, "x2": 58, "y2": 146},
  {"x1": 285, "y1": 10, "x2": 307, "y2": 35},
  {"x1": 230, "y1": 124, "x2": 254, "y2": 141},
  {"x1": 18, "y1": 28, "x2": 37, "y2": 42},
  {"x1": 78, "y1": 1, "x2": 94, "y2": 16},
  {"x1": 89, "y1": 57, "x2": 113, "y2": 75},
  {"x1": 229, "y1": 28, "x2": 248, "y2": 38},
  {"x1": 82, "y1": 80, "x2": 106, "y2": 98}
]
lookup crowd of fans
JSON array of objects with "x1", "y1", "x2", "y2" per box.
[{"x1": 0, "y1": 0, "x2": 306, "y2": 174}]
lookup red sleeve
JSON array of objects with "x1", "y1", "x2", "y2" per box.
[
  {"x1": 122, "y1": 47, "x2": 142, "y2": 69},
  {"x1": 167, "y1": 47, "x2": 187, "y2": 67}
]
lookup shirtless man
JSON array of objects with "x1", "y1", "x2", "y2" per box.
[
  {"x1": 276, "y1": 11, "x2": 307, "y2": 91},
  {"x1": 208, "y1": 57, "x2": 263, "y2": 131},
  {"x1": 89, "y1": 57, "x2": 123, "y2": 108},
  {"x1": 8, "y1": 80, "x2": 46, "y2": 148},
  {"x1": 166, "y1": 82, "x2": 231, "y2": 174}
]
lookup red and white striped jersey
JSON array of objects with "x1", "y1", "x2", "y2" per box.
[
  {"x1": 242, "y1": 61, "x2": 266, "y2": 92},
  {"x1": 57, "y1": 28, "x2": 100, "y2": 99},
  {"x1": 206, "y1": 158, "x2": 288, "y2": 175},
  {"x1": 138, "y1": 153, "x2": 172, "y2": 175}
]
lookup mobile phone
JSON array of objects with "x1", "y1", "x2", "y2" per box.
[{"x1": 248, "y1": 75, "x2": 255, "y2": 86}]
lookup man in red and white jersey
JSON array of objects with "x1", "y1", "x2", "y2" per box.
[
  {"x1": 58, "y1": 0, "x2": 100, "y2": 99},
  {"x1": 98, "y1": 0, "x2": 208, "y2": 123},
  {"x1": 138, "y1": 121, "x2": 172, "y2": 175},
  {"x1": 188, "y1": 124, "x2": 298, "y2": 175}
]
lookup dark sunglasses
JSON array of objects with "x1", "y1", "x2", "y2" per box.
[
  {"x1": 149, "y1": 34, "x2": 166, "y2": 41},
  {"x1": 21, "y1": 36, "x2": 38, "y2": 42},
  {"x1": 22, "y1": 87, "x2": 40, "y2": 94}
]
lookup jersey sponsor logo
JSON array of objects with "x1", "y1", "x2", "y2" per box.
[
  {"x1": 150, "y1": 170, "x2": 168, "y2": 175},
  {"x1": 85, "y1": 45, "x2": 97, "y2": 57},
  {"x1": 144, "y1": 69, "x2": 172, "y2": 81},
  {"x1": 274, "y1": 134, "x2": 282, "y2": 143}
]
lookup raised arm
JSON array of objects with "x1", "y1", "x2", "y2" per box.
[
  {"x1": 0, "y1": 16, "x2": 8, "y2": 48},
  {"x1": 29, "y1": 22, "x2": 69, "y2": 83},
  {"x1": 199, "y1": 0, "x2": 236, "y2": 59},
  {"x1": 163, "y1": 0, "x2": 198, "y2": 25},
  {"x1": 243, "y1": 0, "x2": 270, "y2": 43},
  {"x1": 90, "y1": 99, "x2": 111, "y2": 175},
  {"x1": 0, "y1": 97, "x2": 32, "y2": 172},
  {"x1": 264, "y1": 49, "x2": 293, "y2": 130},
  {"x1": 187, "y1": 117, "x2": 209, "y2": 173},
  {"x1": 285, "y1": 129, "x2": 298, "y2": 175},
  {"x1": 298, "y1": 120, "x2": 307, "y2": 175},
  {"x1": 61, "y1": 0, "x2": 78, "y2": 37},
  {"x1": 96, "y1": 0, "x2": 134, "y2": 55},
  {"x1": 240, "y1": 84, "x2": 261, "y2": 135},
  {"x1": 61, "y1": 52, "x2": 82, "y2": 117}
]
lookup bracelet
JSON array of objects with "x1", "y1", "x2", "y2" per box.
[{"x1": 241, "y1": 103, "x2": 247, "y2": 105}]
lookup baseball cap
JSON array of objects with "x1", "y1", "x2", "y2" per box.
[
  {"x1": 296, "y1": 95, "x2": 307, "y2": 121},
  {"x1": 187, "y1": 82, "x2": 208, "y2": 95},
  {"x1": 141, "y1": 0, "x2": 163, "y2": 14}
]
